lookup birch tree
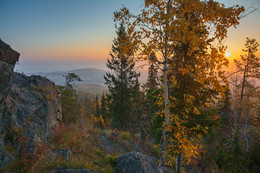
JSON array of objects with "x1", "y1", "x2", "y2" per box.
[{"x1": 114, "y1": 0, "x2": 244, "y2": 172}]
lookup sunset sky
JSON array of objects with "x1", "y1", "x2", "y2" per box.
[{"x1": 0, "y1": 0, "x2": 259, "y2": 73}]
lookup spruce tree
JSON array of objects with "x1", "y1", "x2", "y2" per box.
[
  {"x1": 104, "y1": 23, "x2": 140, "y2": 131},
  {"x1": 143, "y1": 52, "x2": 159, "y2": 91},
  {"x1": 142, "y1": 52, "x2": 161, "y2": 138},
  {"x1": 100, "y1": 93, "x2": 108, "y2": 121},
  {"x1": 95, "y1": 95, "x2": 100, "y2": 118}
]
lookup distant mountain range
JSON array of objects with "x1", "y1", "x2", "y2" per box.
[
  {"x1": 27, "y1": 68, "x2": 108, "y2": 86},
  {"x1": 27, "y1": 67, "x2": 148, "y2": 87}
]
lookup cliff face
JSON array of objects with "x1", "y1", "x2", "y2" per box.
[
  {"x1": 3, "y1": 73, "x2": 62, "y2": 141},
  {"x1": 0, "y1": 39, "x2": 19, "y2": 167},
  {"x1": 0, "y1": 39, "x2": 62, "y2": 168},
  {"x1": 0, "y1": 39, "x2": 19, "y2": 121}
]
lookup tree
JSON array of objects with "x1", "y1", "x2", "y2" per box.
[
  {"x1": 100, "y1": 93, "x2": 108, "y2": 121},
  {"x1": 94, "y1": 95, "x2": 100, "y2": 118},
  {"x1": 104, "y1": 23, "x2": 141, "y2": 131},
  {"x1": 60, "y1": 73, "x2": 82, "y2": 124},
  {"x1": 142, "y1": 52, "x2": 161, "y2": 138},
  {"x1": 143, "y1": 52, "x2": 159, "y2": 91},
  {"x1": 114, "y1": 1, "x2": 244, "y2": 172},
  {"x1": 230, "y1": 38, "x2": 260, "y2": 169},
  {"x1": 64, "y1": 73, "x2": 82, "y2": 90}
]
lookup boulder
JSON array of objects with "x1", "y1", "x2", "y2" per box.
[
  {"x1": 52, "y1": 148, "x2": 71, "y2": 160},
  {"x1": 50, "y1": 166, "x2": 97, "y2": 173},
  {"x1": 114, "y1": 151, "x2": 158, "y2": 173}
]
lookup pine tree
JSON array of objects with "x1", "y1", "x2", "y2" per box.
[
  {"x1": 95, "y1": 95, "x2": 100, "y2": 118},
  {"x1": 100, "y1": 93, "x2": 108, "y2": 121},
  {"x1": 143, "y1": 52, "x2": 159, "y2": 91},
  {"x1": 64, "y1": 73, "x2": 82, "y2": 90},
  {"x1": 60, "y1": 73, "x2": 82, "y2": 124},
  {"x1": 104, "y1": 23, "x2": 140, "y2": 131}
]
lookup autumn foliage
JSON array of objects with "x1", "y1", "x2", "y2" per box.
[{"x1": 114, "y1": 0, "x2": 245, "y2": 172}]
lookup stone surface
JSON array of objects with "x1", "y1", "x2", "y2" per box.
[
  {"x1": 1, "y1": 73, "x2": 62, "y2": 161},
  {"x1": 0, "y1": 39, "x2": 20, "y2": 169},
  {"x1": 114, "y1": 151, "x2": 158, "y2": 173},
  {"x1": 100, "y1": 133, "x2": 114, "y2": 152},
  {"x1": 0, "y1": 39, "x2": 19, "y2": 122},
  {"x1": 50, "y1": 166, "x2": 97, "y2": 173},
  {"x1": 3, "y1": 73, "x2": 62, "y2": 142},
  {"x1": 52, "y1": 148, "x2": 71, "y2": 160},
  {"x1": 0, "y1": 39, "x2": 62, "y2": 169},
  {"x1": 0, "y1": 39, "x2": 19, "y2": 65}
]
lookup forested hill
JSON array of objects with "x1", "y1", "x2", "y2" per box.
[
  {"x1": 27, "y1": 68, "x2": 107, "y2": 86},
  {"x1": 26, "y1": 67, "x2": 148, "y2": 86}
]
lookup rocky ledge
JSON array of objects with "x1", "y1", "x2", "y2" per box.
[{"x1": 0, "y1": 39, "x2": 62, "y2": 169}]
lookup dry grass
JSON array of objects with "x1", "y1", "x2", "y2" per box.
[{"x1": 3, "y1": 116, "x2": 157, "y2": 173}]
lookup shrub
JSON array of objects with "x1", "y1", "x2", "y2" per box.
[
  {"x1": 120, "y1": 132, "x2": 131, "y2": 140},
  {"x1": 95, "y1": 148, "x2": 105, "y2": 157},
  {"x1": 105, "y1": 154, "x2": 118, "y2": 166}
]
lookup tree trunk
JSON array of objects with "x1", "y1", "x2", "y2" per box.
[
  {"x1": 243, "y1": 93, "x2": 250, "y2": 169},
  {"x1": 229, "y1": 84, "x2": 238, "y2": 148},
  {"x1": 230, "y1": 49, "x2": 249, "y2": 148},
  {"x1": 158, "y1": 1, "x2": 171, "y2": 172},
  {"x1": 158, "y1": 58, "x2": 170, "y2": 173},
  {"x1": 176, "y1": 152, "x2": 183, "y2": 173}
]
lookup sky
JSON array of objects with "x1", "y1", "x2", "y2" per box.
[{"x1": 0, "y1": 0, "x2": 259, "y2": 73}]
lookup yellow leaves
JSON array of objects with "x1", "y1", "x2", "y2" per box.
[
  {"x1": 184, "y1": 94, "x2": 195, "y2": 104},
  {"x1": 179, "y1": 67, "x2": 190, "y2": 75},
  {"x1": 165, "y1": 123, "x2": 200, "y2": 164},
  {"x1": 193, "y1": 107, "x2": 200, "y2": 115},
  {"x1": 204, "y1": 126, "x2": 209, "y2": 134},
  {"x1": 114, "y1": 0, "x2": 245, "y2": 167}
]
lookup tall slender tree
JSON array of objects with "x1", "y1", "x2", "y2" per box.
[
  {"x1": 60, "y1": 73, "x2": 82, "y2": 124},
  {"x1": 142, "y1": 52, "x2": 161, "y2": 138},
  {"x1": 100, "y1": 93, "x2": 108, "y2": 121},
  {"x1": 104, "y1": 23, "x2": 140, "y2": 131},
  {"x1": 95, "y1": 95, "x2": 100, "y2": 118},
  {"x1": 230, "y1": 38, "x2": 260, "y2": 169},
  {"x1": 143, "y1": 52, "x2": 159, "y2": 91}
]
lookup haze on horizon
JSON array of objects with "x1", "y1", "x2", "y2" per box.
[{"x1": 0, "y1": 0, "x2": 260, "y2": 73}]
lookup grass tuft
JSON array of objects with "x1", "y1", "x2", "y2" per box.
[{"x1": 120, "y1": 132, "x2": 131, "y2": 140}]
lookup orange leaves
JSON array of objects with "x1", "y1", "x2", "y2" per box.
[{"x1": 166, "y1": 115, "x2": 200, "y2": 163}]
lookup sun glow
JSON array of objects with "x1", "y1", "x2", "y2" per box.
[{"x1": 225, "y1": 52, "x2": 231, "y2": 58}]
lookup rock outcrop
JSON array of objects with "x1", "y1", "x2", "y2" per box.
[
  {"x1": 0, "y1": 39, "x2": 19, "y2": 121},
  {"x1": 0, "y1": 39, "x2": 62, "y2": 168},
  {"x1": 114, "y1": 151, "x2": 158, "y2": 173},
  {"x1": 0, "y1": 39, "x2": 20, "y2": 168},
  {"x1": 3, "y1": 73, "x2": 62, "y2": 142}
]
